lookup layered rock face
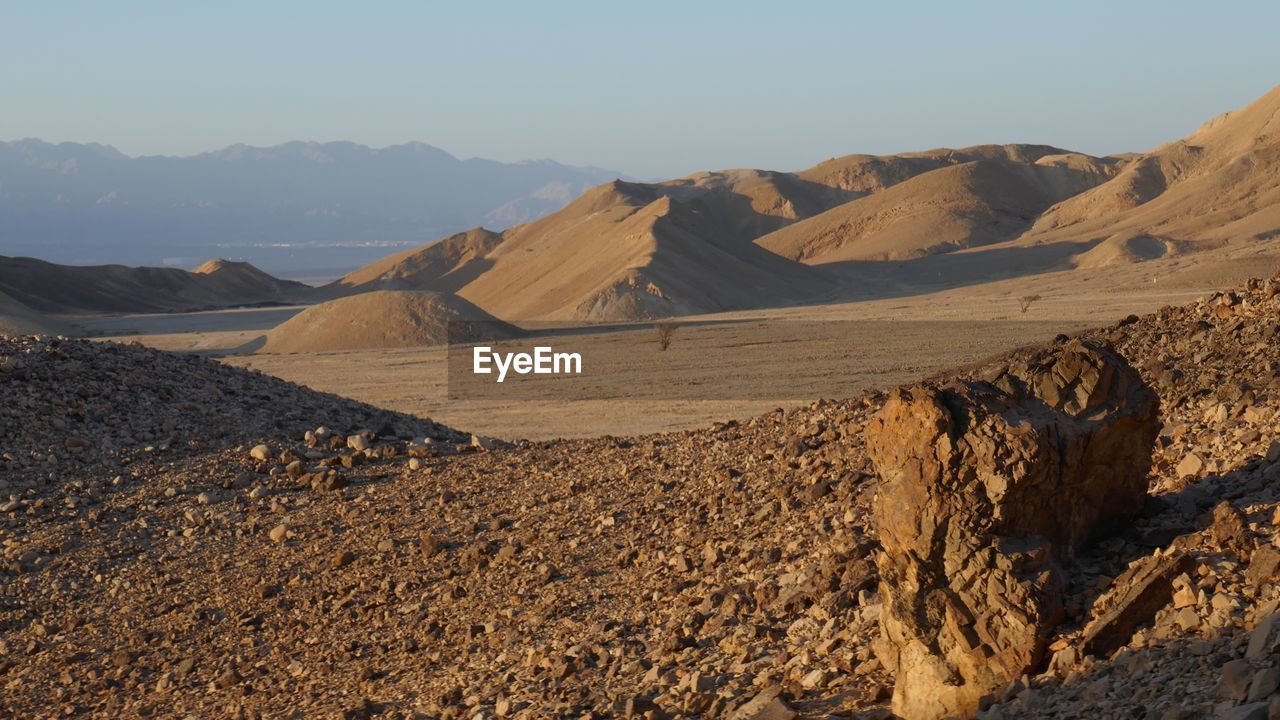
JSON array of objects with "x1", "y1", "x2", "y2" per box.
[{"x1": 866, "y1": 339, "x2": 1160, "y2": 719}]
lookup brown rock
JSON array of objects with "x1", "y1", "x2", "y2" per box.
[
  {"x1": 1176, "y1": 453, "x2": 1204, "y2": 478},
  {"x1": 1247, "y1": 613, "x2": 1280, "y2": 660},
  {"x1": 1209, "y1": 501, "x2": 1254, "y2": 560},
  {"x1": 1246, "y1": 545, "x2": 1280, "y2": 586},
  {"x1": 1248, "y1": 667, "x2": 1280, "y2": 702},
  {"x1": 729, "y1": 686, "x2": 796, "y2": 720},
  {"x1": 1082, "y1": 551, "x2": 1192, "y2": 657},
  {"x1": 623, "y1": 696, "x2": 666, "y2": 719},
  {"x1": 1221, "y1": 658, "x2": 1253, "y2": 701},
  {"x1": 216, "y1": 667, "x2": 242, "y2": 689},
  {"x1": 866, "y1": 340, "x2": 1159, "y2": 720}
]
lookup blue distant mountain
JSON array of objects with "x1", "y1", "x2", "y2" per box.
[{"x1": 0, "y1": 139, "x2": 625, "y2": 276}]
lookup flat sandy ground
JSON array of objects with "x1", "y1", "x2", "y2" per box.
[
  {"x1": 85, "y1": 267, "x2": 1216, "y2": 440},
  {"x1": 75, "y1": 306, "x2": 305, "y2": 353}
]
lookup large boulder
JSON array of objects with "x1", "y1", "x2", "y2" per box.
[{"x1": 865, "y1": 339, "x2": 1160, "y2": 720}]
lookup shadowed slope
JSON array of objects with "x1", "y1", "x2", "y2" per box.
[{"x1": 0, "y1": 256, "x2": 318, "y2": 314}]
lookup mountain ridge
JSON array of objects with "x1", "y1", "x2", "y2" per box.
[{"x1": 0, "y1": 138, "x2": 628, "y2": 273}]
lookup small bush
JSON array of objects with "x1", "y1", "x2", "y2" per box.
[
  {"x1": 655, "y1": 322, "x2": 678, "y2": 351},
  {"x1": 1018, "y1": 294, "x2": 1042, "y2": 315}
]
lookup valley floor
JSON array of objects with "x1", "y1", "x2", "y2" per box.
[{"x1": 90, "y1": 267, "x2": 1211, "y2": 440}]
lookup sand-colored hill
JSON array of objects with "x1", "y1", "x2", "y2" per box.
[
  {"x1": 338, "y1": 174, "x2": 852, "y2": 322},
  {"x1": 453, "y1": 179, "x2": 840, "y2": 321},
  {"x1": 757, "y1": 154, "x2": 1119, "y2": 263},
  {"x1": 0, "y1": 255, "x2": 318, "y2": 314},
  {"x1": 258, "y1": 290, "x2": 517, "y2": 353},
  {"x1": 305, "y1": 87, "x2": 1280, "y2": 324},
  {"x1": 332, "y1": 227, "x2": 503, "y2": 294},
  {"x1": 1030, "y1": 85, "x2": 1280, "y2": 258},
  {"x1": 338, "y1": 144, "x2": 1123, "y2": 321},
  {"x1": 797, "y1": 143, "x2": 1066, "y2": 190}
]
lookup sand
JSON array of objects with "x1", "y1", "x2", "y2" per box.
[
  {"x1": 257, "y1": 290, "x2": 517, "y2": 353},
  {"x1": 203, "y1": 268, "x2": 1209, "y2": 440}
]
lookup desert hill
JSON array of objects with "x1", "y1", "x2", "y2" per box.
[
  {"x1": 5, "y1": 275, "x2": 1280, "y2": 718},
  {"x1": 0, "y1": 255, "x2": 318, "y2": 314},
  {"x1": 345, "y1": 175, "x2": 849, "y2": 321},
  {"x1": 332, "y1": 87, "x2": 1280, "y2": 319},
  {"x1": 258, "y1": 290, "x2": 517, "y2": 353},
  {"x1": 756, "y1": 154, "x2": 1119, "y2": 263},
  {"x1": 331, "y1": 227, "x2": 504, "y2": 294},
  {"x1": 794, "y1": 143, "x2": 1099, "y2": 194},
  {"x1": 342, "y1": 144, "x2": 1107, "y2": 321},
  {"x1": 1016, "y1": 84, "x2": 1280, "y2": 279},
  {"x1": 1038, "y1": 85, "x2": 1280, "y2": 241},
  {"x1": 454, "y1": 178, "x2": 841, "y2": 320}
]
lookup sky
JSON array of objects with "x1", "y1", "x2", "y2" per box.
[{"x1": 2, "y1": 1, "x2": 1278, "y2": 179}]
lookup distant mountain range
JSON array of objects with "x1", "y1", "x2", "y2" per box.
[
  {"x1": 0, "y1": 139, "x2": 625, "y2": 274},
  {"x1": 4, "y1": 85, "x2": 1280, "y2": 339}
]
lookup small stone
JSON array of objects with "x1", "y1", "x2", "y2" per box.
[
  {"x1": 215, "y1": 667, "x2": 242, "y2": 689},
  {"x1": 269, "y1": 524, "x2": 288, "y2": 543},
  {"x1": 1222, "y1": 701, "x2": 1269, "y2": 720},
  {"x1": 1247, "y1": 667, "x2": 1280, "y2": 702},
  {"x1": 331, "y1": 550, "x2": 355, "y2": 569},
  {"x1": 1176, "y1": 453, "x2": 1204, "y2": 478},
  {"x1": 1247, "y1": 613, "x2": 1279, "y2": 660},
  {"x1": 421, "y1": 534, "x2": 445, "y2": 557},
  {"x1": 249, "y1": 444, "x2": 271, "y2": 461},
  {"x1": 1245, "y1": 546, "x2": 1280, "y2": 586},
  {"x1": 1172, "y1": 580, "x2": 1197, "y2": 609},
  {"x1": 623, "y1": 696, "x2": 663, "y2": 719},
  {"x1": 346, "y1": 434, "x2": 370, "y2": 452},
  {"x1": 1175, "y1": 606, "x2": 1200, "y2": 633},
  {"x1": 800, "y1": 667, "x2": 828, "y2": 690},
  {"x1": 1221, "y1": 658, "x2": 1253, "y2": 701},
  {"x1": 729, "y1": 685, "x2": 795, "y2": 720}
]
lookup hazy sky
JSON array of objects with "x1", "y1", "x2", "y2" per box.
[{"x1": 3, "y1": 1, "x2": 1278, "y2": 178}]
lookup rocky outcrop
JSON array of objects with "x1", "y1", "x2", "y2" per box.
[{"x1": 866, "y1": 339, "x2": 1160, "y2": 719}]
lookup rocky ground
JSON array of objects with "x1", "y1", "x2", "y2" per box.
[{"x1": 1, "y1": 277, "x2": 1279, "y2": 719}]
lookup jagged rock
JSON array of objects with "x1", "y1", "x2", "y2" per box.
[
  {"x1": 1082, "y1": 550, "x2": 1192, "y2": 657},
  {"x1": 1246, "y1": 546, "x2": 1280, "y2": 586},
  {"x1": 1247, "y1": 613, "x2": 1280, "y2": 660},
  {"x1": 1247, "y1": 667, "x2": 1280, "y2": 702},
  {"x1": 1209, "y1": 501, "x2": 1254, "y2": 561},
  {"x1": 729, "y1": 686, "x2": 796, "y2": 720},
  {"x1": 866, "y1": 340, "x2": 1159, "y2": 720},
  {"x1": 1221, "y1": 659, "x2": 1254, "y2": 701}
]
